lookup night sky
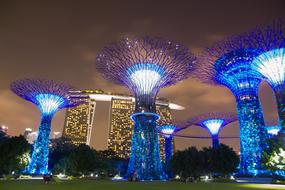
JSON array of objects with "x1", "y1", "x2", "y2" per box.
[{"x1": 0, "y1": 0, "x2": 284, "y2": 151}]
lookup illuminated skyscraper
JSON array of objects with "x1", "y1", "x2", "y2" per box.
[
  {"x1": 108, "y1": 98, "x2": 134, "y2": 158},
  {"x1": 63, "y1": 97, "x2": 96, "y2": 145}
]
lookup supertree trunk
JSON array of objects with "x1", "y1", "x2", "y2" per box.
[
  {"x1": 164, "y1": 137, "x2": 173, "y2": 178},
  {"x1": 26, "y1": 114, "x2": 53, "y2": 175},
  {"x1": 212, "y1": 135, "x2": 220, "y2": 149},
  {"x1": 126, "y1": 114, "x2": 165, "y2": 180},
  {"x1": 235, "y1": 93, "x2": 267, "y2": 175}
]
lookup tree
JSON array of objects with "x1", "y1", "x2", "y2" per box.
[
  {"x1": 48, "y1": 137, "x2": 76, "y2": 170},
  {"x1": 172, "y1": 147, "x2": 207, "y2": 180},
  {"x1": 0, "y1": 135, "x2": 30, "y2": 175},
  {"x1": 52, "y1": 157, "x2": 77, "y2": 175},
  {"x1": 0, "y1": 131, "x2": 8, "y2": 141},
  {"x1": 204, "y1": 144, "x2": 239, "y2": 177},
  {"x1": 69, "y1": 144, "x2": 97, "y2": 174},
  {"x1": 262, "y1": 135, "x2": 285, "y2": 178},
  {"x1": 171, "y1": 144, "x2": 239, "y2": 180}
]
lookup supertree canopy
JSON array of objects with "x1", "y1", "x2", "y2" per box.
[
  {"x1": 195, "y1": 37, "x2": 268, "y2": 175},
  {"x1": 242, "y1": 19, "x2": 285, "y2": 135},
  {"x1": 10, "y1": 79, "x2": 79, "y2": 175},
  {"x1": 96, "y1": 36, "x2": 195, "y2": 180},
  {"x1": 189, "y1": 112, "x2": 237, "y2": 148}
]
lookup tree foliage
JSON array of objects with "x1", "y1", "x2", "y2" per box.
[
  {"x1": 49, "y1": 138, "x2": 127, "y2": 176},
  {"x1": 262, "y1": 135, "x2": 285, "y2": 176},
  {"x1": 172, "y1": 147, "x2": 207, "y2": 179},
  {"x1": 204, "y1": 144, "x2": 239, "y2": 176},
  {"x1": 0, "y1": 135, "x2": 30, "y2": 175},
  {"x1": 171, "y1": 144, "x2": 239, "y2": 180}
]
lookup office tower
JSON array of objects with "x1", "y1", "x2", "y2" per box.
[
  {"x1": 62, "y1": 97, "x2": 96, "y2": 145},
  {"x1": 108, "y1": 98, "x2": 134, "y2": 158}
]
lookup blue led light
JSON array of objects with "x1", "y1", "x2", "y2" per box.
[
  {"x1": 35, "y1": 94, "x2": 65, "y2": 115},
  {"x1": 125, "y1": 64, "x2": 167, "y2": 180},
  {"x1": 127, "y1": 63, "x2": 165, "y2": 95},
  {"x1": 10, "y1": 79, "x2": 78, "y2": 175},
  {"x1": 26, "y1": 94, "x2": 68, "y2": 175},
  {"x1": 214, "y1": 49, "x2": 268, "y2": 175},
  {"x1": 190, "y1": 114, "x2": 236, "y2": 149},
  {"x1": 126, "y1": 114, "x2": 166, "y2": 180},
  {"x1": 160, "y1": 125, "x2": 176, "y2": 138},
  {"x1": 251, "y1": 48, "x2": 285, "y2": 134},
  {"x1": 202, "y1": 119, "x2": 224, "y2": 135},
  {"x1": 252, "y1": 48, "x2": 285, "y2": 87},
  {"x1": 159, "y1": 125, "x2": 176, "y2": 178},
  {"x1": 130, "y1": 112, "x2": 160, "y2": 121},
  {"x1": 96, "y1": 37, "x2": 195, "y2": 181},
  {"x1": 26, "y1": 114, "x2": 53, "y2": 174}
]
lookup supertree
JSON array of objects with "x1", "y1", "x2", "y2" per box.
[
  {"x1": 188, "y1": 112, "x2": 237, "y2": 148},
  {"x1": 241, "y1": 19, "x2": 285, "y2": 135},
  {"x1": 96, "y1": 36, "x2": 195, "y2": 180},
  {"x1": 159, "y1": 124, "x2": 186, "y2": 178},
  {"x1": 10, "y1": 79, "x2": 80, "y2": 175},
  {"x1": 194, "y1": 36, "x2": 268, "y2": 175}
]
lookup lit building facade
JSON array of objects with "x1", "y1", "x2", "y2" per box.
[
  {"x1": 108, "y1": 98, "x2": 134, "y2": 158},
  {"x1": 62, "y1": 97, "x2": 96, "y2": 145}
]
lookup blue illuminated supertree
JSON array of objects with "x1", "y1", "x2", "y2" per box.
[
  {"x1": 96, "y1": 36, "x2": 195, "y2": 180},
  {"x1": 10, "y1": 79, "x2": 80, "y2": 175},
  {"x1": 241, "y1": 19, "x2": 285, "y2": 135},
  {"x1": 159, "y1": 124, "x2": 186, "y2": 178},
  {"x1": 195, "y1": 37, "x2": 269, "y2": 175},
  {"x1": 188, "y1": 112, "x2": 237, "y2": 148}
]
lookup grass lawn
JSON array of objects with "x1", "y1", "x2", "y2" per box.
[{"x1": 0, "y1": 180, "x2": 285, "y2": 190}]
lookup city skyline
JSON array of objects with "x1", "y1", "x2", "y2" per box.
[{"x1": 0, "y1": 0, "x2": 284, "y2": 152}]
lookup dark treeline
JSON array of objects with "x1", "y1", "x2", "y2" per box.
[
  {"x1": 0, "y1": 134, "x2": 128, "y2": 177},
  {"x1": 2, "y1": 132, "x2": 284, "y2": 180},
  {"x1": 171, "y1": 144, "x2": 240, "y2": 180},
  {"x1": 48, "y1": 137, "x2": 128, "y2": 177},
  {"x1": 0, "y1": 131, "x2": 30, "y2": 175}
]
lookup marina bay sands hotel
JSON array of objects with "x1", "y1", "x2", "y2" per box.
[{"x1": 62, "y1": 90, "x2": 184, "y2": 160}]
